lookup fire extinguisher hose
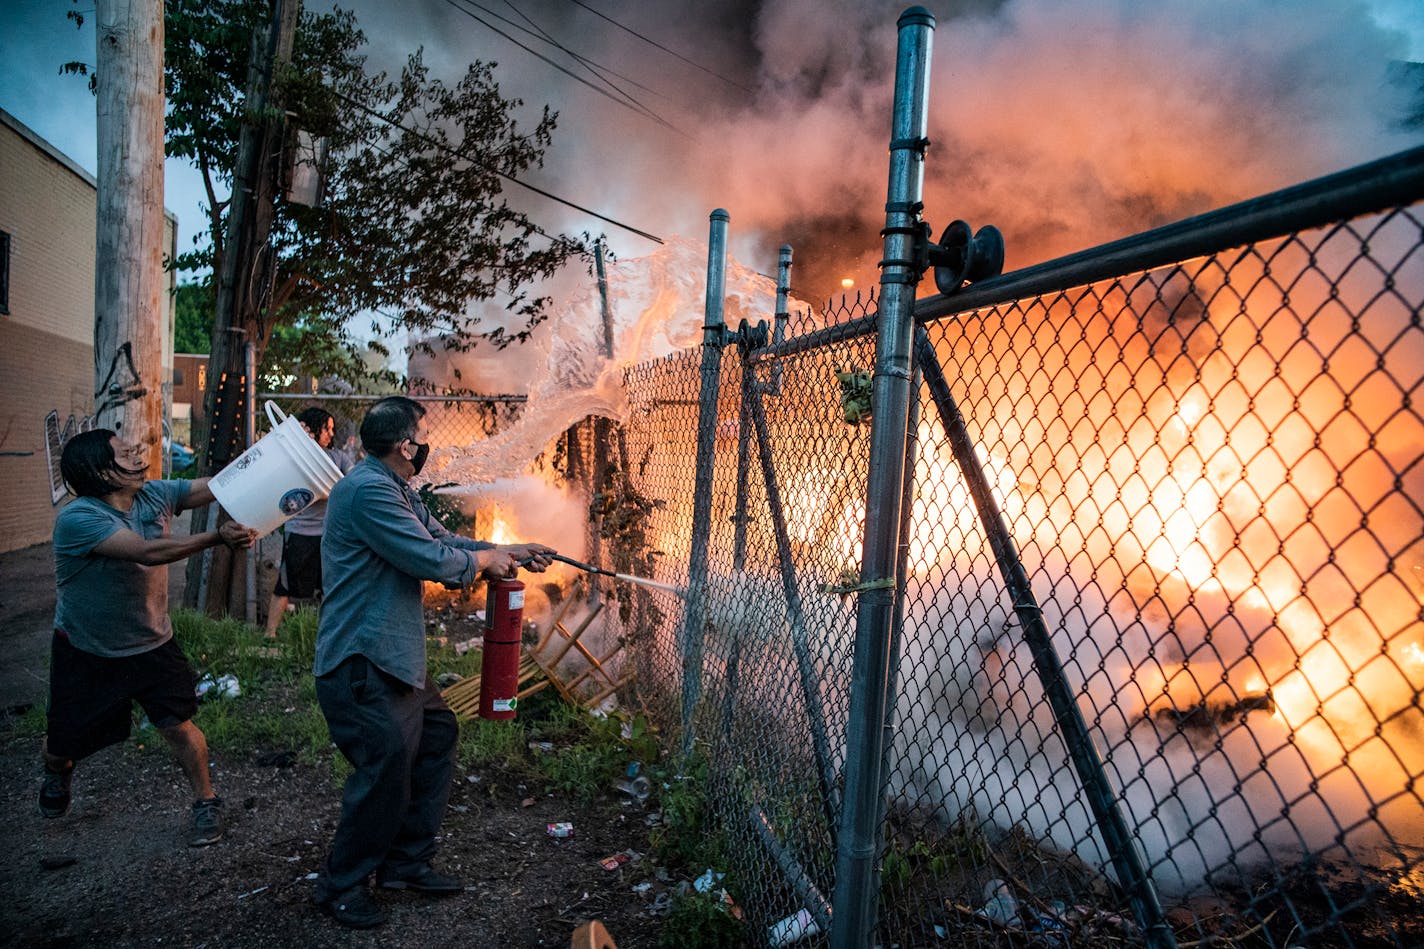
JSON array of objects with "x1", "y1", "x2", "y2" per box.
[{"x1": 539, "y1": 553, "x2": 686, "y2": 598}]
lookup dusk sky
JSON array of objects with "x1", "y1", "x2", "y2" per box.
[{"x1": 2, "y1": 0, "x2": 1421, "y2": 299}]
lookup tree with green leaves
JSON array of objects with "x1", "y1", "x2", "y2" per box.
[{"x1": 163, "y1": 0, "x2": 592, "y2": 381}]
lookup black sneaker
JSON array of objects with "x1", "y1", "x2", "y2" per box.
[
  {"x1": 318, "y1": 886, "x2": 387, "y2": 929},
  {"x1": 189, "y1": 796, "x2": 225, "y2": 847},
  {"x1": 376, "y1": 863, "x2": 463, "y2": 894},
  {"x1": 38, "y1": 766, "x2": 73, "y2": 818}
]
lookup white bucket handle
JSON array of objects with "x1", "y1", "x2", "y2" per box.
[{"x1": 266, "y1": 400, "x2": 288, "y2": 429}]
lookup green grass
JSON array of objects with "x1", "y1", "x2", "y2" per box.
[
  {"x1": 11, "y1": 702, "x2": 48, "y2": 739},
  {"x1": 453, "y1": 688, "x2": 660, "y2": 805},
  {"x1": 457, "y1": 716, "x2": 531, "y2": 769},
  {"x1": 173, "y1": 607, "x2": 333, "y2": 761}
]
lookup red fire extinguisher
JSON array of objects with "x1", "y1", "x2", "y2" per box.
[{"x1": 480, "y1": 577, "x2": 524, "y2": 720}]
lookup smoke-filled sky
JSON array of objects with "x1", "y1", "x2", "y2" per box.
[{"x1": 2, "y1": 0, "x2": 1421, "y2": 301}]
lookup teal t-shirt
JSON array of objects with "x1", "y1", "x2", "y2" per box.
[{"x1": 53, "y1": 480, "x2": 190, "y2": 657}]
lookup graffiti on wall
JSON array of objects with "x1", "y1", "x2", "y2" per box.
[{"x1": 44, "y1": 410, "x2": 95, "y2": 504}]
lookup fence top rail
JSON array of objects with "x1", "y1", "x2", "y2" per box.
[
  {"x1": 911, "y1": 143, "x2": 1424, "y2": 324},
  {"x1": 748, "y1": 314, "x2": 878, "y2": 363},
  {"x1": 258, "y1": 392, "x2": 529, "y2": 403}
]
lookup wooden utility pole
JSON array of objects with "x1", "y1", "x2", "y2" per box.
[
  {"x1": 186, "y1": 0, "x2": 301, "y2": 614},
  {"x1": 93, "y1": 0, "x2": 165, "y2": 467}
]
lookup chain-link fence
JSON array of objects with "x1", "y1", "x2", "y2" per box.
[
  {"x1": 257, "y1": 392, "x2": 527, "y2": 461},
  {"x1": 590, "y1": 146, "x2": 1424, "y2": 946}
]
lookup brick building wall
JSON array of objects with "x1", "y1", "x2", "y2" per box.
[{"x1": 0, "y1": 109, "x2": 176, "y2": 554}]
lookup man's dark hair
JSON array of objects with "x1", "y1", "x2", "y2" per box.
[
  {"x1": 360, "y1": 396, "x2": 426, "y2": 456},
  {"x1": 60, "y1": 428, "x2": 125, "y2": 498},
  {"x1": 297, "y1": 406, "x2": 333, "y2": 436}
]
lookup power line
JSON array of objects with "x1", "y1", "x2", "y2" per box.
[
  {"x1": 331, "y1": 88, "x2": 663, "y2": 245},
  {"x1": 440, "y1": 0, "x2": 683, "y2": 135},
  {"x1": 497, "y1": 6, "x2": 676, "y2": 103},
  {"x1": 496, "y1": 0, "x2": 672, "y2": 116},
  {"x1": 566, "y1": 0, "x2": 755, "y2": 95}
]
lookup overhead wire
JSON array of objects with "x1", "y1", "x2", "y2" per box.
[
  {"x1": 439, "y1": 0, "x2": 683, "y2": 134},
  {"x1": 564, "y1": 0, "x2": 755, "y2": 95},
  {"x1": 496, "y1": 0, "x2": 672, "y2": 115},
  {"x1": 331, "y1": 88, "x2": 663, "y2": 244}
]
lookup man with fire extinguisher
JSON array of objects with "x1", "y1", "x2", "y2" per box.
[{"x1": 312, "y1": 396, "x2": 555, "y2": 929}]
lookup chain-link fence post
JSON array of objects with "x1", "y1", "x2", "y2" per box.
[
  {"x1": 680, "y1": 208, "x2": 730, "y2": 755},
  {"x1": 830, "y1": 8, "x2": 935, "y2": 947}
]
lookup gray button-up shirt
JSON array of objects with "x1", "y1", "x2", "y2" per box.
[{"x1": 315, "y1": 456, "x2": 490, "y2": 687}]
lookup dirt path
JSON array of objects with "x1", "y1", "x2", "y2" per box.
[
  {"x1": 0, "y1": 732, "x2": 666, "y2": 947},
  {"x1": 0, "y1": 536, "x2": 670, "y2": 948}
]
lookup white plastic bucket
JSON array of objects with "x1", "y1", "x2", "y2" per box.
[{"x1": 209, "y1": 402, "x2": 345, "y2": 538}]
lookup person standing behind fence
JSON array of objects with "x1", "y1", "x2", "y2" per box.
[
  {"x1": 264, "y1": 407, "x2": 353, "y2": 640},
  {"x1": 311, "y1": 396, "x2": 555, "y2": 929},
  {"x1": 40, "y1": 429, "x2": 257, "y2": 846}
]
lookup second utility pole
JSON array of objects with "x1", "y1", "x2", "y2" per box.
[{"x1": 188, "y1": 0, "x2": 301, "y2": 615}]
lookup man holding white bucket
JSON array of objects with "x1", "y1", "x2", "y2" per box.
[
  {"x1": 313, "y1": 396, "x2": 555, "y2": 929},
  {"x1": 264, "y1": 407, "x2": 354, "y2": 640},
  {"x1": 39, "y1": 429, "x2": 258, "y2": 847}
]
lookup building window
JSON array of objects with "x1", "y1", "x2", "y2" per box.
[{"x1": 0, "y1": 231, "x2": 10, "y2": 315}]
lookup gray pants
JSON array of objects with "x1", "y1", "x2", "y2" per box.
[{"x1": 315, "y1": 654, "x2": 457, "y2": 899}]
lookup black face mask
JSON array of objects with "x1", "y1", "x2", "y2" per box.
[{"x1": 408, "y1": 440, "x2": 430, "y2": 476}]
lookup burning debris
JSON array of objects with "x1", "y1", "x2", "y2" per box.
[{"x1": 1151, "y1": 691, "x2": 1276, "y2": 733}]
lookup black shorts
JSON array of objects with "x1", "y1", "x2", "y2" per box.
[
  {"x1": 274, "y1": 532, "x2": 323, "y2": 599},
  {"x1": 45, "y1": 632, "x2": 199, "y2": 761}
]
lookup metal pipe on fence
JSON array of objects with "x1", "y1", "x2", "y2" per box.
[
  {"x1": 680, "y1": 209, "x2": 730, "y2": 755},
  {"x1": 751, "y1": 806, "x2": 834, "y2": 936},
  {"x1": 913, "y1": 327, "x2": 1178, "y2": 948},
  {"x1": 872, "y1": 359, "x2": 920, "y2": 902},
  {"x1": 764, "y1": 244, "x2": 793, "y2": 394},
  {"x1": 749, "y1": 314, "x2": 877, "y2": 364},
  {"x1": 723, "y1": 271, "x2": 759, "y2": 746},
  {"x1": 750, "y1": 388, "x2": 839, "y2": 833},
  {"x1": 831, "y1": 9, "x2": 935, "y2": 947},
  {"x1": 732, "y1": 351, "x2": 755, "y2": 570}
]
